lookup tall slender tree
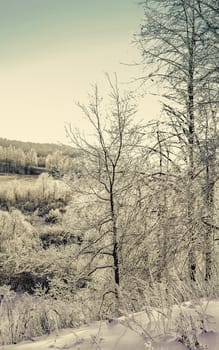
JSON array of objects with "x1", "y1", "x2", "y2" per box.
[
  {"x1": 66, "y1": 75, "x2": 145, "y2": 314},
  {"x1": 136, "y1": 0, "x2": 218, "y2": 281}
]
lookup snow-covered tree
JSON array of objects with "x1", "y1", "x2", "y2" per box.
[
  {"x1": 66, "y1": 75, "x2": 146, "y2": 314},
  {"x1": 136, "y1": 0, "x2": 219, "y2": 281}
]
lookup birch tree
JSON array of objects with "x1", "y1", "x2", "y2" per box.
[{"x1": 136, "y1": 0, "x2": 218, "y2": 281}]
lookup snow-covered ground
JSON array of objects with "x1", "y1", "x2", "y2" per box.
[{"x1": 2, "y1": 299, "x2": 219, "y2": 350}]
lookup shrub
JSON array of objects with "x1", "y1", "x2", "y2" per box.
[
  {"x1": 45, "y1": 209, "x2": 62, "y2": 224},
  {"x1": 0, "y1": 286, "x2": 75, "y2": 345}
]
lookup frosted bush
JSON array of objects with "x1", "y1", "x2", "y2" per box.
[
  {"x1": 45, "y1": 208, "x2": 62, "y2": 223},
  {"x1": 0, "y1": 286, "x2": 78, "y2": 345},
  {"x1": 0, "y1": 174, "x2": 71, "y2": 212}
]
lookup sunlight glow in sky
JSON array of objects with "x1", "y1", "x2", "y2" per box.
[{"x1": 0, "y1": 0, "x2": 161, "y2": 144}]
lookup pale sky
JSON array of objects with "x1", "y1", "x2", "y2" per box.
[{"x1": 0, "y1": 0, "x2": 161, "y2": 144}]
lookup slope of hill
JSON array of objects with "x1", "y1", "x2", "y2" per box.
[
  {"x1": 0, "y1": 137, "x2": 78, "y2": 158},
  {"x1": 0, "y1": 137, "x2": 82, "y2": 175}
]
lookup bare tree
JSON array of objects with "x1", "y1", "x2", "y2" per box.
[
  {"x1": 136, "y1": 0, "x2": 218, "y2": 281},
  {"x1": 66, "y1": 75, "x2": 145, "y2": 314}
]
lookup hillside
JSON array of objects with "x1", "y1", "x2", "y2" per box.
[
  {"x1": 0, "y1": 137, "x2": 75, "y2": 157},
  {"x1": 0, "y1": 138, "x2": 82, "y2": 176}
]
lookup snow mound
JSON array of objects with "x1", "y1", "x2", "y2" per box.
[{"x1": 2, "y1": 299, "x2": 219, "y2": 350}]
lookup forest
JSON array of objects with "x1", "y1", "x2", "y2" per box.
[
  {"x1": 0, "y1": 138, "x2": 80, "y2": 175},
  {"x1": 0, "y1": 0, "x2": 218, "y2": 349}
]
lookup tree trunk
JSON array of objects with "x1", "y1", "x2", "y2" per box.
[
  {"x1": 187, "y1": 3, "x2": 196, "y2": 282},
  {"x1": 110, "y1": 186, "x2": 120, "y2": 315},
  {"x1": 204, "y1": 141, "x2": 216, "y2": 281}
]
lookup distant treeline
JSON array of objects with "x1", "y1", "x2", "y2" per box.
[
  {"x1": 0, "y1": 138, "x2": 82, "y2": 176},
  {"x1": 0, "y1": 137, "x2": 76, "y2": 157}
]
